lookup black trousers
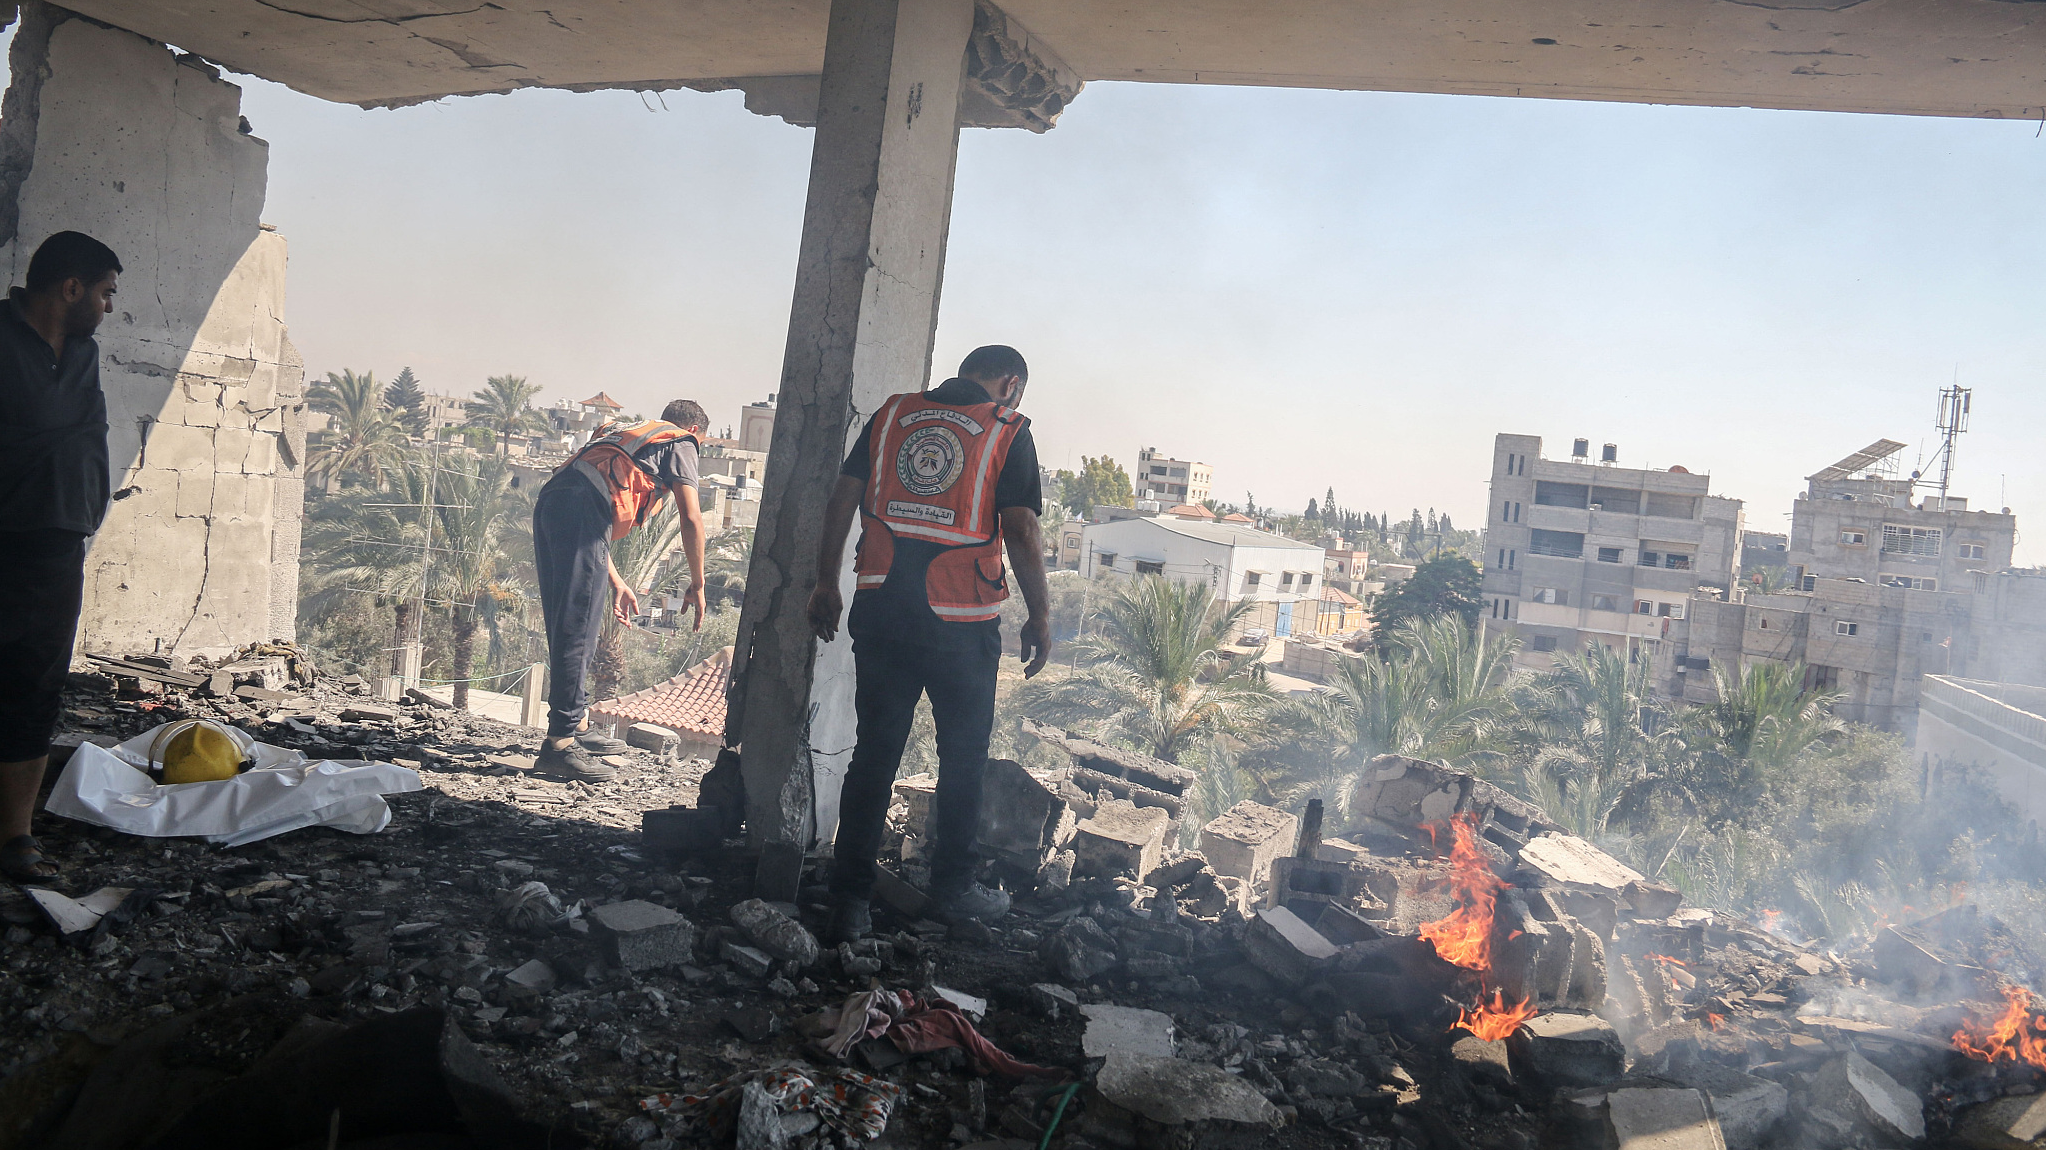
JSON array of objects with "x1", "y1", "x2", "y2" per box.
[
  {"x1": 532, "y1": 478, "x2": 612, "y2": 739},
  {"x1": 829, "y1": 633, "x2": 999, "y2": 899},
  {"x1": 0, "y1": 530, "x2": 86, "y2": 761}
]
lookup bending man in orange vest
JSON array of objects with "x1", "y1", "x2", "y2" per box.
[
  {"x1": 807, "y1": 345, "x2": 1053, "y2": 942},
  {"x1": 532, "y1": 399, "x2": 709, "y2": 780}
]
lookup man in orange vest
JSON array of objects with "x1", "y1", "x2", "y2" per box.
[
  {"x1": 531, "y1": 399, "x2": 709, "y2": 781},
  {"x1": 807, "y1": 345, "x2": 1052, "y2": 941}
]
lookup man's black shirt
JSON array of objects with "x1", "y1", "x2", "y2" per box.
[
  {"x1": 840, "y1": 378, "x2": 1041, "y2": 651},
  {"x1": 0, "y1": 289, "x2": 108, "y2": 535}
]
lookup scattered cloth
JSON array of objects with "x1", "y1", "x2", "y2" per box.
[
  {"x1": 45, "y1": 724, "x2": 421, "y2": 846},
  {"x1": 641, "y1": 1066, "x2": 902, "y2": 1142},
  {"x1": 799, "y1": 989, "x2": 1067, "y2": 1079}
]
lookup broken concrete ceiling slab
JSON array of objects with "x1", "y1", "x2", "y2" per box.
[
  {"x1": 1518, "y1": 832, "x2": 1645, "y2": 893},
  {"x1": 58, "y1": 0, "x2": 2046, "y2": 119}
]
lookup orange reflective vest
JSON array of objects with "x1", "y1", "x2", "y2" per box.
[
  {"x1": 564, "y1": 419, "x2": 698, "y2": 540},
  {"x1": 854, "y1": 391, "x2": 1026, "y2": 623}
]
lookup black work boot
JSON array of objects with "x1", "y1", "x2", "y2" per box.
[
  {"x1": 534, "y1": 739, "x2": 617, "y2": 782},
  {"x1": 933, "y1": 881, "x2": 1011, "y2": 926},
  {"x1": 824, "y1": 895, "x2": 873, "y2": 945},
  {"x1": 576, "y1": 731, "x2": 631, "y2": 755}
]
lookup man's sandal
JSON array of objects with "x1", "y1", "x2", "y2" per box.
[{"x1": 0, "y1": 835, "x2": 59, "y2": 882}]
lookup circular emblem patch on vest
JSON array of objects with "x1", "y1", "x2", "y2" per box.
[{"x1": 896, "y1": 425, "x2": 966, "y2": 498}]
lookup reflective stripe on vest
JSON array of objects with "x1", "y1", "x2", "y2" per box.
[{"x1": 854, "y1": 391, "x2": 1025, "y2": 622}]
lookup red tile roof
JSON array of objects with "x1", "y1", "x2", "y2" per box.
[
  {"x1": 1165, "y1": 503, "x2": 1216, "y2": 519},
  {"x1": 590, "y1": 646, "x2": 730, "y2": 738},
  {"x1": 1321, "y1": 586, "x2": 1363, "y2": 606},
  {"x1": 580, "y1": 392, "x2": 625, "y2": 410},
  {"x1": 1221, "y1": 512, "x2": 1255, "y2": 523}
]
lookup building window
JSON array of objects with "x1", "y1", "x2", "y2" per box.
[
  {"x1": 1135, "y1": 560, "x2": 1164, "y2": 575},
  {"x1": 1658, "y1": 602, "x2": 1684, "y2": 619},
  {"x1": 1530, "y1": 588, "x2": 1568, "y2": 606},
  {"x1": 1590, "y1": 593, "x2": 1620, "y2": 612},
  {"x1": 1840, "y1": 529, "x2": 1867, "y2": 546},
  {"x1": 1835, "y1": 620, "x2": 1859, "y2": 636},
  {"x1": 1245, "y1": 571, "x2": 1261, "y2": 587},
  {"x1": 1597, "y1": 547, "x2": 1623, "y2": 564},
  {"x1": 1097, "y1": 553, "x2": 1116, "y2": 569},
  {"x1": 1635, "y1": 600, "x2": 1653, "y2": 615},
  {"x1": 1280, "y1": 572, "x2": 1295, "y2": 588},
  {"x1": 1881, "y1": 524, "x2": 1942, "y2": 557},
  {"x1": 1638, "y1": 550, "x2": 1660, "y2": 568},
  {"x1": 1299, "y1": 574, "x2": 1313, "y2": 590},
  {"x1": 1528, "y1": 635, "x2": 1558, "y2": 652},
  {"x1": 1535, "y1": 481, "x2": 1590, "y2": 509},
  {"x1": 1529, "y1": 529, "x2": 1585, "y2": 559},
  {"x1": 1663, "y1": 553, "x2": 1693, "y2": 570},
  {"x1": 1879, "y1": 574, "x2": 1937, "y2": 591},
  {"x1": 1757, "y1": 617, "x2": 1772, "y2": 629},
  {"x1": 1811, "y1": 665, "x2": 1839, "y2": 691},
  {"x1": 1960, "y1": 543, "x2": 1987, "y2": 561},
  {"x1": 1501, "y1": 500, "x2": 1511, "y2": 522}
]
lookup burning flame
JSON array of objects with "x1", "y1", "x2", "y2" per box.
[
  {"x1": 1419, "y1": 813, "x2": 1505, "y2": 973},
  {"x1": 1953, "y1": 987, "x2": 2046, "y2": 1070},
  {"x1": 1420, "y1": 813, "x2": 1535, "y2": 1041},
  {"x1": 1704, "y1": 1012, "x2": 1727, "y2": 1031},
  {"x1": 1651, "y1": 953, "x2": 1688, "y2": 968},
  {"x1": 1456, "y1": 989, "x2": 1540, "y2": 1042},
  {"x1": 1757, "y1": 909, "x2": 1784, "y2": 932}
]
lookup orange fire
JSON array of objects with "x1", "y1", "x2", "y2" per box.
[
  {"x1": 1651, "y1": 953, "x2": 1688, "y2": 968},
  {"x1": 1757, "y1": 909, "x2": 1784, "y2": 932},
  {"x1": 1419, "y1": 813, "x2": 1505, "y2": 972},
  {"x1": 1421, "y1": 813, "x2": 1535, "y2": 1041},
  {"x1": 1456, "y1": 989, "x2": 1540, "y2": 1042},
  {"x1": 1704, "y1": 1012, "x2": 1727, "y2": 1031},
  {"x1": 1953, "y1": 987, "x2": 2046, "y2": 1070}
]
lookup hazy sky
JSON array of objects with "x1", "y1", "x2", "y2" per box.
[{"x1": 219, "y1": 70, "x2": 2044, "y2": 557}]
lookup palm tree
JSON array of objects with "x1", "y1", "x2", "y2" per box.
[
  {"x1": 465, "y1": 374, "x2": 549, "y2": 457},
  {"x1": 586, "y1": 503, "x2": 685, "y2": 702},
  {"x1": 423, "y1": 455, "x2": 526, "y2": 709},
  {"x1": 1018, "y1": 575, "x2": 1273, "y2": 762},
  {"x1": 1674, "y1": 662, "x2": 1844, "y2": 825},
  {"x1": 308, "y1": 369, "x2": 407, "y2": 489},
  {"x1": 298, "y1": 462, "x2": 431, "y2": 675},
  {"x1": 1510, "y1": 642, "x2": 1676, "y2": 838},
  {"x1": 696, "y1": 527, "x2": 753, "y2": 608}
]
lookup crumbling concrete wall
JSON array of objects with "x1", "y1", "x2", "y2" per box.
[{"x1": 0, "y1": 3, "x2": 305, "y2": 657}]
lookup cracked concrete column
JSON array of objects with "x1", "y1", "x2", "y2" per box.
[
  {"x1": 730, "y1": 0, "x2": 974, "y2": 859},
  {"x1": 0, "y1": 2, "x2": 306, "y2": 657}
]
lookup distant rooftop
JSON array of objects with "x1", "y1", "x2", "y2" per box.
[
  {"x1": 1130, "y1": 516, "x2": 1322, "y2": 551},
  {"x1": 580, "y1": 392, "x2": 625, "y2": 410},
  {"x1": 590, "y1": 647, "x2": 730, "y2": 738}
]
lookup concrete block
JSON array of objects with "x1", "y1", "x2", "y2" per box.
[
  {"x1": 976, "y1": 757, "x2": 1069, "y2": 866},
  {"x1": 1144, "y1": 852, "x2": 1208, "y2": 890},
  {"x1": 1810, "y1": 1050, "x2": 1925, "y2": 1144},
  {"x1": 1092, "y1": 1054, "x2": 1284, "y2": 1132},
  {"x1": 721, "y1": 940, "x2": 774, "y2": 979},
  {"x1": 1955, "y1": 1092, "x2": 2046, "y2": 1150},
  {"x1": 1450, "y1": 1036, "x2": 1513, "y2": 1089},
  {"x1": 1198, "y1": 800, "x2": 1298, "y2": 892},
  {"x1": 1667, "y1": 1065, "x2": 1788, "y2": 1150},
  {"x1": 176, "y1": 469, "x2": 217, "y2": 518},
  {"x1": 893, "y1": 773, "x2": 938, "y2": 836},
  {"x1": 1507, "y1": 1012, "x2": 1625, "y2": 1088},
  {"x1": 1606, "y1": 1087, "x2": 1728, "y2": 1150},
  {"x1": 149, "y1": 421, "x2": 218, "y2": 472},
  {"x1": 1315, "y1": 837, "x2": 1369, "y2": 864},
  {"x1": 1040, "y1": 916, "x2": 1120, "y2": 983},
  {"x1": 1028, "y1": 982, "x2": 1079, "y2": 1019},
  {"x1": 729, "y1": 898, "x2": 819, "y2": 968},
  {"x1": 1243, "y1": 905, "x2": 1337, "y2": 985},
  {"x1": 1072, "y1": 798, "x2": 1170, "y2": 879},
  {"x1": 1079, "y1": 1004, "x2": 1175, "y2": 1059},
  {"x1": 1519, "y1": 833, "x2": 1646, "y2": 893},
  {"x1": 626, "y1": 722, "x2": 677, "y2": 751},
  {"x1": 642, "y1": 806, "x2": 728, "y2": 854},
  {"x1": 503, "y1": 959, "x2": 557, "y2": 993},
  {"x1": 1624, "y1": 879, "x2": 1685, "y2": 919},
  {"x1": 587, "y1": 900, "x2": 697, "y2": 972}
]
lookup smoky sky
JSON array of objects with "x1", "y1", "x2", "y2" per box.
[{"x1": 94, "y1": 51, "x2": 2046, "y2": 555}]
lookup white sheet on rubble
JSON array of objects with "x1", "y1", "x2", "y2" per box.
[{"x1": 46, "y1": 725, "x2": 422, "y2": 847}]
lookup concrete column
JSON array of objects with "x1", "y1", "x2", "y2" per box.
[
  {"x1": 730, "y1": 0, "x2": 974, "y2": 856},
  {"x1": 0, "y1": 3, "x2": 305, "y2": 658}
]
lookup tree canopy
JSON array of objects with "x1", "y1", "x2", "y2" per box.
[
  {"x1": 1372, "y1": 554, "x2": 1484, "y2": 638},
  {"x1": 1057, "y1": 455, "x2": 1133, "y2": 513}
]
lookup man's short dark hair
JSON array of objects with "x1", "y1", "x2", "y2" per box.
[
  {"x1": 661, "y1": 399, "x2": 708, "y2": 430},
  {"x1": 26, "y1": 231, "x2": 122, "y2": 294},
  {"x1": 958, "y1": 345, "x2": 1027, "y2": 384}
]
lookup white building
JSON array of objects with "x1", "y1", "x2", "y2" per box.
[
  {"x1": 739, "y1": 395, "x2": 777, "y2": 453},
  {"x1": 1136, "y1": 447, "x2": 1212, "y2": 506},
  {"x1": 1080, "y1": 517, "x2": 1325, "y2": 638}
]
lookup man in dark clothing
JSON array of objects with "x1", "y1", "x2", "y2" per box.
[
  {"x1": 0, "y1": 232, "x2": 121, "y2": 881},
  {"x1": 807, "y1": 345, "x2": 1052, "y2": 941},
  {"x1": 531, "y1": 399, "x2": 707, "y2": 781}
]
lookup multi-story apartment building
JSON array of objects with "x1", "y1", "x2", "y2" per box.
[
  {"x1": 1676, "y1": 440, "x2": 2038, "y2": 732},
  {"x1": 1481, "y1": 433, "x2": 1743, "y2": 669},
  {"x1": 1135, "y1": 448, "x2": 1212, "y2": 506},
  {"x1": 1080, "y1": 516, "x2": 1324, "y2": 637}
]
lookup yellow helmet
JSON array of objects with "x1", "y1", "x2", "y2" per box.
[{"x1": 151, "y1": 720, "x2": 252, "y2": 784}]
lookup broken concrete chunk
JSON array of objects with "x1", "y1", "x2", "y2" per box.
[
  {"x1": 722, "y1": 940, "x2": 774, "y2": 979},
  {"x1": 729, "y1": 898, "x2": 819, "y2": 968},
  {"x1": 1144, "y1": 852, "x2": 1209, "y2": 890},
  {"x1": 1243, "y1": 905, "x2": 1337, "y2": 985},
  {"x1": 1286, "y1": 1057, "x2": 1368, "y2": 1098},
  {"x1": 1040, "y1": 916, "x2": 1120, "y2": 982},
  {"x1": 871, "y1": 865, "x2": 932, "y2": 919},
  {"x1": 1451, "y1": 1036, "x2": 1513, "y2": 1089},
  {"x1": 1080, "y1": 1004, "x2": 1175, "y2": 1059},
  {"x1": 1518, "y1": 833, "x2": 1645, "y2": 893},
  {"x1": 1093, "y1": 1054, "x2": 1284, "y2": 1130},
  {"x1": 25, "y1": 887, "x2": 109, "y2": 936},
  {"x1": 586, "y1": 899, "x2": 696, "y2": 972},
  {"x1": 1607, "y1": 1087, "x2": 1729, "y2": 1150},
  {"x1": 1623, "y1": 879, "x2": 1685, "y2": 919},
  {"x1": 503, "y1": 958, "x2": 558, "y2": 993},
  {"x1": 1955, "y1": 1092, "x2": 2046, "y2": 1150},
  {"x1": 626, "y1": 722, "x2": 677, "y2": 751},
  {"x1": 337, "y1": 703, "x2": 397, "y2": 724},
  {"x1": 1506, "y1": 1012, "x2": 1625, "y2": 1089},
  {"x1": 1811, "y1": 1050, "x2": 1925, "y2": 1144},
  {"x1": 1198, "y1": 800, "x2": 1299, "y2": 893},
  {"x1": 1072, "y1": 798, "x2": 1170, "y2": 880},
  {"x1": 1667, "y1": 1064, "x2": 1789, "y2": 1150},
  {"x1": 975, "y1": 757, "x2": 1071, "y2": 867},
  {"x1": 1028, "y1": 982, "x2": 1079, "y2": 1019}
]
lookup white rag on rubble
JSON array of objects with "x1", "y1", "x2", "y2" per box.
[{"x1": 45, "y1": 723, "x2": 423, "y2": 847}]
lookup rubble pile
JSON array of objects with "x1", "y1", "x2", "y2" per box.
[{"x1": 3, "y1": 660, "x2": 2045, "y2": 1149}]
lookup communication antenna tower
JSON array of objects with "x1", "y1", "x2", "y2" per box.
[{"x1": 1920, "y1": 384, "x2": 1971, "y2": 507}]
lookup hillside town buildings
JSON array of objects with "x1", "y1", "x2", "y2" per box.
[{"x1": 1136, "y1": 447, "x2": 1213, "y2": 506}]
